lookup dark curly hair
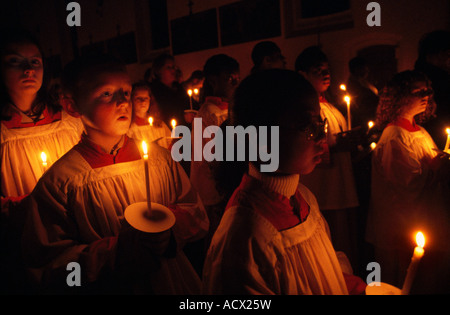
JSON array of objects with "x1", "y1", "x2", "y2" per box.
[{"x1": 376, "y1": 70, "x2": 436, "y2": 129}]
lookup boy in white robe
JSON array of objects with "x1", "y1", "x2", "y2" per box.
[{"x1": 20, "y1": 55, "x2": 208, "y2": 294}]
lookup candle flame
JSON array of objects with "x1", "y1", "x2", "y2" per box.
[
  {"x1": 368, "y1": 121, "x2": 374, "y2": 129},
  {"x1": 370, "y1": 142, "x2": 377, "y2": 150},
  {"x1": 171, "y1": 119, "x2": 177, "y2": 129},
  {"x1": 340, "y1": 84, "x2": 346, "y2": 91},
  {"x1": 446, "y1": 128, "x2": 450, "y2": 135},
  {"x1": 416, "y1": 231, "x2": 425, "y2": 248},
  {"x1": 187, "y1": 89, "x2": 192, "y2": 96},
  {"x1": 344, "y1": 95, "x2": 350, "y2": 105},
  {"x1": 193, "y1": 88, "x2": 199, "y2": 95},
  {"x1": 141, "y1": 140, "x2": 148, "y2": 155},
  {"x1": 40, "y1": 152, "x2": 47, "y2": 163},
  {"x1": 148, "y1": 116, "x2": 153, "y2": 126}
]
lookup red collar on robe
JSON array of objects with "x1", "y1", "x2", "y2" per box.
[
  {"x1": 388, "y1": 117, "x2": 421, "y2": 132},
  {"x1": 73, "y1": 133, "x2": 141, "y2": 169},
  {"x1": 205, "y1": 96, "x2": 229, "y2": 110},
  {"x1": 2, "y1": 106, "x2": 61, "y2": 129},
  {"x1": 226, "y1": 173, "x2": 310, "y2": 231},
  {"x1": 133, "y1": 115, "x2": 149, "y2": 126},
  {"x1": 319, "y1": 95, "x2": 328, "y2": 103}
]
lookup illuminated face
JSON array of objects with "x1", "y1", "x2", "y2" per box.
[
  {"x1": 278, "y1": 110, "x2": 326, "y2": 175},
  {"x1": 305, "y1": 62, "x2": 331, "y2": 93},
  {"x1": 132, "y1": 88, "x2": 151, "y2": 118},
  {"x1": 402, "y1": 81, "x2": 431, "y2": 118},
  {"x1": 158, "y1": 59, "x2": 177, "y2": 86},
  {"x1": 77, "y1": 71, "x2": 132, "y2": 140},
  {"x1": 1, "y1": 42, "x2": 43, "y2": 100}
]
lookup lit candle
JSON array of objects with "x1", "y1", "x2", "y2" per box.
[
  {"x1": 193, "y1": 88, "x2": 199, "y2": 96},
  {"x1": 344, "y1": 95, "x2": 351, "y2": 130},
  {"x1": 187, "y1": 89, "x2": 193, "y2": 110},
  {"x1": 370, "y1": 142, "x2": 377, "y2": 150},
  {"x1": 40, "y1": 151, "x2": 48, "y2": 172},
  {"x1": 141, "y1": 141, "x2": 152, "y2": 215},
  {"x1": 444, "y1": 128, "x2": 450, "y2": 153},
  {"x1": 340, "y1": 84, "x2": 346, "y2": 91},
  {"x1": 148, "y1": 116, "x2": 153, "y2": 127},
  {"x1": 401, "y1": 231, "x2": 425, "y2": 295},
  {"x1": 170, "y1": 119, "x2": 177, "y2": 138},
  {"x1": 367, "y1": 121, "x2": 374, "y2": 134}
]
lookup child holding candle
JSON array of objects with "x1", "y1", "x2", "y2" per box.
[
  {"x1": 366, "y1": 70, "x2": 450, "y2": 293},
  {"x1": 19, "y1": 54, "x2": 208, "y2": 294},
  {"x1": 0, "y1": 29, "x2": 83, "y2": 199},
  {"x1": 203, "y1": 69, "x2": 366, "y2": 295},
  {"x1": 295, "y1": 46, "x2": 360, "y2": 270},
  {"x1": 127, "y1": 81, "x2": 171, "y2": 149},
  {"x1": 190, "y1": 54, "x2": 240, "y2": 247}
]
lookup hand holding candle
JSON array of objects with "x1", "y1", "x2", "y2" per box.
[
  {"x1": 141, "y1": 141, "x2": 152, "y2": 216},
  {"x1": 401, "y1": 231, "x2": 425, "y2": 295}
]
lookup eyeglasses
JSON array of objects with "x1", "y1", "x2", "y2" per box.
[
  {"x1": 410, "y1": 88, "x2": 433, "y2": 98},
  {"x1": 283, "y1": 118, "x2": 328, "y2": 142}
]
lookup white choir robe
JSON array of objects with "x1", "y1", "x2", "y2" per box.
[
  {"x1": 21, "y1": 140, "x2": 209, "y2": 294},
  {"x1": 1, "y1": 109, "x2": 83, "y2": 197},
  {"x1": 366, "y1": 124, "x2": 450, "y2": 252},
  {"x1": 203, "y1": 165, "x2": 350, "y2": 295},
  {"x1": 127, "y1": 120, "x2": 171, "y2": 150}
]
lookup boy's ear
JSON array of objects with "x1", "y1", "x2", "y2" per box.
[{"x1": 61, "y1": 95, "x2": 81, "y2": 118}]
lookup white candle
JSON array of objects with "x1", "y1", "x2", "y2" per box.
[
  {"x1": 187, "y1": 89, "x2": 193, "y2": 110},
  {"x1": 170, "y1": 119, "x2": 177, "y2": 138},
  {"x1": 141, "y1": 141, "x2": 152, "y2": 215},
  {"x1": 444, "y1": 128, "x2": 450, "y2": 153},
  {"x1": 40, "y1": 151, "x2": 48, "y2": 172},
  {"x1": 344, "y1": 95, "x2": 351, "y2": 130},
  {"x1": 148, "y1": 116, "x2": 153, "y2": 127},
  {"x1": 401, "y1": 231, "x2": 425, "y2": 295}
]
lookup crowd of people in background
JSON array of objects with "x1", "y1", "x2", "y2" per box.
[{"x1": 1, "y1": 27, "x2": 449, "y2": 295}]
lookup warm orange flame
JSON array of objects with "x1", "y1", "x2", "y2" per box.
[
  {"x1": 370, "y1": 142, "x2": 377, "y2": 150},
  {"x1": 446, "y1": 128, "x2": 450, "y2": 135},
  {"x1": 368, "y1": 121, "x2": 374, "y2": 129},
  {"x1": 344, "y1": 95, "x2": 351, "y2": 105},
  {"x1": 171, "y1": 119, "x2": 177, "y2": 129},
  {"x1": 340, "y1": 84, "x2": 346, "y2": 91},
  {"x1": 193, "y1": 88, "x2": 199, "y2": 95},
  {"x1": 187, "y1": 89, "x2": 193, "y2": 96},
  {"x1": 141, "y1": 140, "x2": 148, "y2": 155},
  {"x1": 40, "y1": 152, "x2": 47, "y2": 163},
  {"x1": 416, "y1": 231, "x2": 425, "y2": 248},
  {"x1": 148, "y1": 116, "x2": 153, "y2": 126}
]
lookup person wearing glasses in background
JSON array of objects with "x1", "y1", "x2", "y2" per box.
[
  {"x1": 295, "y1": 46, "x2": 360, "y2": 273},
  {"x1": 366, "y1": 70, "x2": 450, "y2": 294},
  {"x1": 203, "y1": 69, "x2": 366, "y2": 295}
]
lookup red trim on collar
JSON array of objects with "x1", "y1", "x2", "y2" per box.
[
  {"x1": 205, "y1": 96, "x2": 229, "y2": 110},
  {"x1": 133, "y1": 116, "x2": 149, "y2": 126},
  {"x1": 226, "y1": 174, "x2": 310, "y2": 231},
  {"x1": 2, "y1": 106, "x2": 61, "y2": 129},
  {"x1": 388, "y1": 117, "x2": 421, "y2": 132},
  {"x1": 73, "y1": 134, "x2": 142, "y2": 168}
]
